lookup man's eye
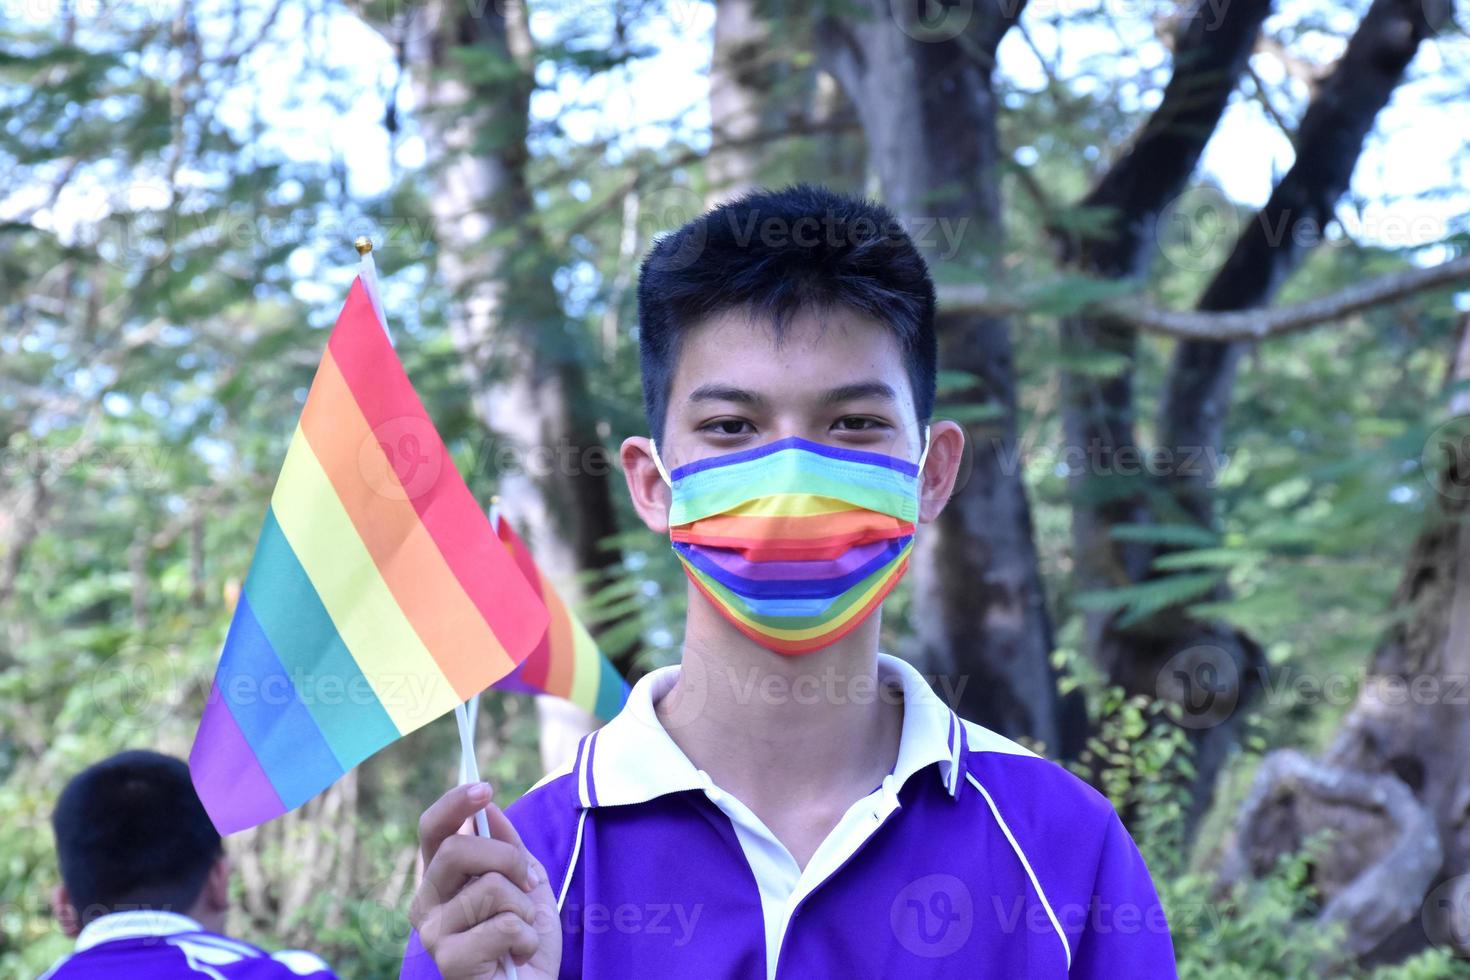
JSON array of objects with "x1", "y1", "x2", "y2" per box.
[
  {"x1": 835, "y1": 416, "x2": 884, "y2": 431},
  {"x1": 703, "y1": 419, "x2": 753, "y2": 436}
]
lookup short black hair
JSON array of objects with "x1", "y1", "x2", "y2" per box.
[
  {"x1": 636, "y1": 183, "x2": 937, "y2": 443},
  {"x1": 52, "y1": 750, "x2": 223, "y2": 926}
]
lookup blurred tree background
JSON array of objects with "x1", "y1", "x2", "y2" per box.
[{"x1": 3, "y1": 0, "x2": 1470, "y2": 976}]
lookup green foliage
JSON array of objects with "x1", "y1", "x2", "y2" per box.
[
  {"x1": 1072, "y1": 673, "x2": 1470, "y2": 979},
  {"x1": 1075, "y1": 571, "x2": 1224, "y2": 626}
]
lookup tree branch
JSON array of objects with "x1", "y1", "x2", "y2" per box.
[
  {"x1": 939, "y1": 253, "x2": 1470, "y2": 340},
  {"x1": 1158, "y1": 0, "x2": 1455, "y2": 497},
  {"x1": 1068, "y1": 0, "x2": 1274, "y2": 273},
  {"x1": 1132, "y1": 254, "x2": 1470, "y2": 340}
]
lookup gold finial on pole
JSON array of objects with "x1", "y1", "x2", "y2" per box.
[{"x1": 354, "y1": 236, "x2": 373, "y2": 256}]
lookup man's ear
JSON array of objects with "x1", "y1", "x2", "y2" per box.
[
  {"x1": 918, "y1": 420, "x2": 965, "y2": 524},
  {"x1": 621, "y1": 436, "x2": 672, "y2": 535},
  {"x1": 202, "y1": 854, "x2": 230, "y2": 914},
  {"x1": 52, "y1": 884, "x2": 79, "y2": 938}
]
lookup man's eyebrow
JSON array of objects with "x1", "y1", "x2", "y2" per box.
[
  {"x1": 687, "y1": 383, "x2": 767, "y2": 405},
  {"x1": 820, "y1": 381, "x2": 898, "y2": 405}
]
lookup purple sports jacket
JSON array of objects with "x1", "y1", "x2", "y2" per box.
[
  {"x1": 41, "y1": 911, "x2": 338, "y2": 979},
  {"x1": 402, "y1": 655, "x2": 1177, "y2": 978}
]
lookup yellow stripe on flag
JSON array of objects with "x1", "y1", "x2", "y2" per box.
[
  {"x1": 567, "y1": 618, "x2": 600, "y2": 715},
  {"x1": 272, "y1": 429, "x2": 462, "y2": 733}
]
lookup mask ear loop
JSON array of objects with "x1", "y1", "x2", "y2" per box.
[
  {"x1": 649, "y1": 439, "x2": 674, "y2": 487},
  {"x1": 916, "y1": 425, "x2": 932, "y2": 482}
]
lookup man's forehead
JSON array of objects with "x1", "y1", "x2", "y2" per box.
[
  {"x1": 669, "y1": 308, "x2": 912, "y2": 399},
  {"x1": 682, "y1": 304, "x2": 894, "y2": 345}
]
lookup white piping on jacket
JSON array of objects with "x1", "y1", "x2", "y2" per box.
[
  {"x1": 966, "y1": 771, "x2": 1073, "y2": 971},
  {"x1": 558, "y1": 808, "x2": 589, "y2": 913}
]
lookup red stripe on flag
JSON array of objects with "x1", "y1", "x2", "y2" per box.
[{"x1": 325, "y1": 280, "x2": 548, "y2": 666}]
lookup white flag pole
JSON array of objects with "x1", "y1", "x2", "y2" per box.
[
  {"x1": 468, "y1": 499, "x2": 503, "y2": 741},
  {"x1": 453, "y1": 703, "x2": 492, "y2": 839},
  {"x1": 356, "y1": 239, "x2": 517, "y2": 979},
  {"x1": 354, "y1": 236, "x2": 390, "y2": 340}
]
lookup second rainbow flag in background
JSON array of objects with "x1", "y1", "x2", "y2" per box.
[{"x1": 492, "y1": 516, "x2": 630, "y2": 722}]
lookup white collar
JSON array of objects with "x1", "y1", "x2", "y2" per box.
[
  {"x1": 75, "y1": 910, "x2": 205, "y2": 951},
  {"x1": 572, "y1": 652, "x2": 967, "y2": 809}
]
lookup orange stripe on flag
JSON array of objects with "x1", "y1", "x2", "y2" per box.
[
  {"x1": 300, "y1": 350, "x2": 515, "y2": 697},
  {"x1": 541, "y1": 580, "x2": 576, "y2": 700}
]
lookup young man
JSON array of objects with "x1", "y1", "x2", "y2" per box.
[
  {"x1": 403, "y1": 185, "x2": 1177, "y2": 978},
  {"x1": 44, "y1": 750, "x2": 337, "y2": 979}
]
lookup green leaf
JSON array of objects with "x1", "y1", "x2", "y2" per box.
[
  {"x1": 1109, "y1": 523, "x2": 1221, "y2": 548},
  {"x1": 938, "y1": 401, "x2": 1007, "y2": 425},
  {"x1": 1152, "y1": 547, "x2": 1264, "y2": 571},
  {"x1": 1075, "y1": 572, "x2": 1223, "y2": 625}
]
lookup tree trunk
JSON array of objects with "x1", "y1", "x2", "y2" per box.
[
  {"x1": 817, "y1": 0, "x2": 1084, "y2": 756},
  {"x1": 1084, "y1": 0, "x2": 1449, "y2": 822},
  {"x1": 1221, "y1": 313, "x2": 1470, "y2": 965},
  {"x1": 707, "y1": 0, "x2": 864, "y2": 208},
  {"x1": 707, "y1": 0, "x2": 785, "y2": 205},
  {"x1": 1058, "y1": 0, "x2": 1271, "y2": 645},
  {"x1": 1055, "y1": 0, "x2": 1273, "y2": 823},
  {"x1": 405, "y1": 3, "x2": 626, "y2": 770}
]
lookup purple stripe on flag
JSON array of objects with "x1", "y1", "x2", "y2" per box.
[
  {"x1": 189, "y1": 686, "x2": 287, "y2": 835},
  {"x1": 491, "y1": 660, "x2": 542, "y2": 696}
]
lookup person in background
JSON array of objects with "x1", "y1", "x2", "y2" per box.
[{"x1": 43, "y1": 749, "x2": 337, "y2": 979}]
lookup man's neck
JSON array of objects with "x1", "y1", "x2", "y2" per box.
[{"x1": 656, "y1": 600, "x2": 904, "y2": 866}]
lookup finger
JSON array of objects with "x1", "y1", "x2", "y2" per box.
[
  {"x1": 425, "y1": 870, "x2": 536, "y2": 939},
  {"x1": 481, "y1": 801, "x2": 538, "y2": 892},
  {"x1": 480, "y1": 799, "x2": 528, "y2": 851},
  {"x1": 413, "y1": 836, "x2": 530, "y2": 925},
  {"x1": 419, "y1": 782, "x2": 494, "y2": 867},
  {"x1": 432, "y1": 912, "x2": 539, "y2": 978}
]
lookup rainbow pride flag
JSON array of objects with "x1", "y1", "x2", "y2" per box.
[
  {"x1": 491, "y1": 517, "x2": 629, "y2": 722},
  {"x1": 189, "y1": 277, "x2": 549, "y2": 835}
]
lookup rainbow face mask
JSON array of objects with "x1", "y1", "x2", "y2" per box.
[{"x1": 651, "y1": 435, "x2": 928, "y2": 655}]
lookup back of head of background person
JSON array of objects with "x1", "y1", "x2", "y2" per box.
[{"x1": 44, "y1": 750, "x2": 338, "y2": 980}]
